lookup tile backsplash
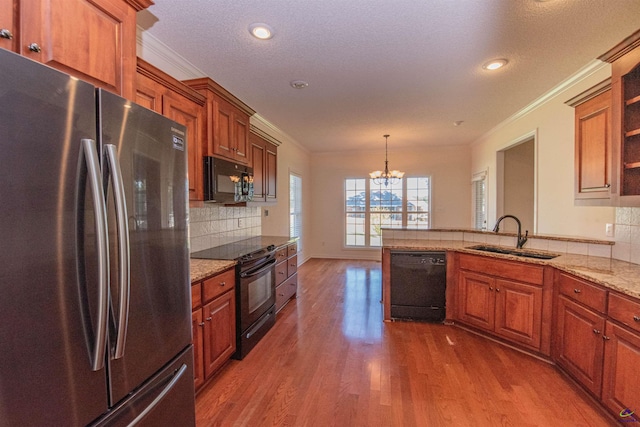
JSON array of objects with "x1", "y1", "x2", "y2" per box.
[
  {"x1": 189, "y1": 205, "x2": 261, "y2": 253},
  {"x1": 613, "y1": 207, "x2": 640, "y2": 264}
]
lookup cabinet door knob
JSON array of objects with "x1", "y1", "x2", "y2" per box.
[
  {"x1": 198, "y1": 322, "x2": 205, "y2": 327},
  {"x1": 633, "y1": 315, "x2": 640, "y2": 322},
  {"x1": 593, "y1": 329, "x2": 601, "y2": 335},
  {"x1": 206, "y1": 317, "x2": 212, "y2": 321},
  {"x1": 28, "y1": 43, "x2": 41, "y2": 53},
  {"x1": 602, "y1": 335, "x2": 610, "y2": 341},
  {"x1": 573, "y1": 288, "x2": 581, "y2": 294},
  {"x1": 489, "y1": 287, "x2": 494, "y2": 291},
  {"x1": 496, "y1": 288, "x2": 500, "y2": 292},
  {"x1": 0, "y1": 29, "x2": 13, "y2": 40}
]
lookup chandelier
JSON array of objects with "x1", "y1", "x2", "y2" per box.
[{"x1": 369, "y1": 134, "x2": 404, "y2": 186}]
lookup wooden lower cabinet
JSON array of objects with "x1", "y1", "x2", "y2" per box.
[
  {"x1": 192, "y1": 309, "x2": 205, "y2": 390},
  {"x1": 275, "y1": 242, "x2": 297, "y2": 313},
  {"x1": 191, "y1": 268, "x2": 236, "y2": 391},
  {"x1": 554, "y1": 295, "x2": 606, "y2": 396},
  {"x1": 456, "y1": 254, "x2": 546, "y2": 352},
  {"x1": 602, "y1": 321, "x2": 640, "y2": 416},
  {"x1": 202, "y1": 290, "x2": 236, "y2": 378}
]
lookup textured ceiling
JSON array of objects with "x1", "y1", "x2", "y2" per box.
[{"x1": 140, "y1": 0, "x2": 640, "y2": 153}]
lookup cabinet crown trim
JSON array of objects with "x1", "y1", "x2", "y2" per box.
[
  {"x1": 125, "y1": 0, "x2": 154, "y2": 11},
  {"x1": 137, "y1": 58, "x2": 206, "y2": 105},
  {"x1": 250, "y1": 125, "x2": 282, "y2": 147},
  {"x1": 565, "y1": 78, "x2": 611, "y2": 107},
  {"x1": 598, "y1": 29, "x2": 640, "y2": 63},
  {"x1": 183, "y1": 77, "x2": 256, "y2": 117}
]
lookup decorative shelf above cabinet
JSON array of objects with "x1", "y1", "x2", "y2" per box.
[
  {"x1": 183, "y1": 78, "x2": 256, "y2": 165},
  {"x1": 600, "y1": 29, "x2": 640, "y2": 205}
]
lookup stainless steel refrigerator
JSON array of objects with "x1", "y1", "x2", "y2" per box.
[{"x1": 0, "y1": 49, "x2": 195, "y2": 426}]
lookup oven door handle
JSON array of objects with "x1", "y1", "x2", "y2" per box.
[{"x1": 240, "y1": 258, "x2": 277, "y2": 278}]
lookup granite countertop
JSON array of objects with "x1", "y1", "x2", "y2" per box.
[
  {"x1": 190, "y1": 259, "x2": 236, "y2": 283},
  {"x1": 384, "y1": 239, "x2": 640, "y2": 299}
]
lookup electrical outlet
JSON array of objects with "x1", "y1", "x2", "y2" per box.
[
  {"x1": 238, "y1": 218, "x2": 244, "y2": 228},
  {"x1": 605, "y1": 223, "x2": 614, "y2": 237}
]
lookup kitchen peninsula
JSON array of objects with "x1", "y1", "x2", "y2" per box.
[{"x1": 382, "y1": 228, "x2": 640, "y2": 421}]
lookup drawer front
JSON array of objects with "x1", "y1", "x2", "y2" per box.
[
  {"x1": 288, "y1": 255, "x2": 298, "y2": 277},
  {"x1": 557, "y1": 272, "x2": 607, "y2": 313},
  {"x1": 275, "y1": 247, "x2": 288, "y2": 263},
  {"x1": 203, "y1": 268, "x2": 236, "y2": 303},
  {"x1": 287, "y1": 243, "x2": 297, "y2": 257},
  {"x1": 275, "y1": 260, "x2": 288, "y2": 285},
  {"x1": 458, "y1": 253, "x2": 544, "y2": 285},
  {"x1": 608, "y1": 292, "x2": 640, "y2": 333},
  {"x1": 275, "y1": 274, "x2": 297, "y2": 312},
  {"x1": 191, "y1": 282, "x2": 202, "y2": 310}
]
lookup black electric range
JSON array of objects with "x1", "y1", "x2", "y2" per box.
[{"x1": 190, "y1": 236, "x2": 294, "y2": 261}]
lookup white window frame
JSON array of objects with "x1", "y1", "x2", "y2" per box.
[
  {"x1": 345, "y1": 176, "x2": 431, "y2": 248},
  {"x1": 472, "y1": 169, "x2": 488, "y2": 231},
  {"x1": 289, "y1": 172, "x2": 302, "y2": 252}
]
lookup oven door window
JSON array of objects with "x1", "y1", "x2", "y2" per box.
[{"x1": 248, "y1": 272, "x2": 272, "y2": 314}]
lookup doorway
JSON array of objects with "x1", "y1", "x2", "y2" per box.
[{"x1": 496, "y1": 134, "x2": 536, "y2": 234}]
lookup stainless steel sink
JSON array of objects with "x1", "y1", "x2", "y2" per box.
[{"x1": 468, "y1": 245, "x2": 559, "y2": 260}]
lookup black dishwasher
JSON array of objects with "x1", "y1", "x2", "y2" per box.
[{"x1": 390, "y1": 251, "x2": 446, "y2": 322}]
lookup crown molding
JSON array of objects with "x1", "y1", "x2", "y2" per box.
[
  {"x1": 136, "y1": 26, "x2": 207, "y2": 81},
  {"x1": 475, "y1": 59, "x2": 609, "y2": 144}
]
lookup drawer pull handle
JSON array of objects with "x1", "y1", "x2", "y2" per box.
[
  {"x1": 0, "y1": 29, "x2": 13, "y2": 40},
  {"x1": 278, "y1": 293, "x2": 284, "y2": 296},
  {"x1": 219, "y1": 281, "x2": 226, "y2": 287},
  {"x1": 593, "y1": 329, "x2": 601, "y2": 335},
  {"x1": 634, "y1": 315, "x2": 640, "y2": 322},
  {"x1": 278, "y1": 271, "x2": 285, "y2": 275},
  {"x1": 573, "y1": 289, "x2": 581, "y2": 294}
]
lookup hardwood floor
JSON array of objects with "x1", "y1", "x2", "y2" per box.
[{"x1": 195, "y1": 259, "x2": 616, "y2": 426}]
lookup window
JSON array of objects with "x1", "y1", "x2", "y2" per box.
[
  {"x1": 289, "y1": 173, "x2": 302, "y2": 250},
  {"x1": 472, "y1": 171, "x2": 487, "y2": 230},
  {"x1": 345, "y1": 177, "x2": 430, "y2": 247}
]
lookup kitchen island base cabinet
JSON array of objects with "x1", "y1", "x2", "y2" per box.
[
  {"x1": 456, "y1": 254, "x2": 548, "y2": 353},
  {"x1": 554, "y1": 295, "x2": 606, "y2": 396}
]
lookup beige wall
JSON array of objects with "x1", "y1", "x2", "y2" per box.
[
  {"x1": 310, "y1": 145, "x2": 471, "y2": 260},
  {"x1": 471, "y1": 62, "x2": 616, "y2": 240},
  {"x1": 501, "y1": 138, "x2": 535, "y2": 233},
  {"x1": 255, "y1": 119, "x2": 313, "y2": 264}
]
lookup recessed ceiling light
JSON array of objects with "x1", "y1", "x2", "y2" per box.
[
  {"x1": 249, "y1": 23, "x2": 274, "y2": 40},
  {"x1": 290, "y1": 80, "x2": 309, "y2": 89},
  {"x1": 483, "y1": 58, "x2": 508, "y2": 71}
]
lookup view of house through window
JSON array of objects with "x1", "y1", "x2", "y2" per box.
[{"x1": 345, "y1": 177, "x2": 430, "y2": 247}]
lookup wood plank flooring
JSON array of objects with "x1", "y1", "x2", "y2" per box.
[{"x1": 195, "y1": 259, "x2": 616, "y2": 426}]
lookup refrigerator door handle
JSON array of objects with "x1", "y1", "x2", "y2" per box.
[
  {"x1": 81, "y1": 139, "x2": 110, "y2": 371},
  {"x1": 126, "y1": 363, "x2": 188, "y2": 427},
  {"x1": 104, "y1": 144, "x2": 130, "y2": 359}
]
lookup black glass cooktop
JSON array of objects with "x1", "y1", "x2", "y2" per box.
[{"x1": 190, "y1": 236, "x2": 293, "y2": 261}]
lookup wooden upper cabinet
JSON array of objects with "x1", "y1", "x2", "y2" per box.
[
  {"x1": 599, "y1": 29, "x2": 640, "y2": 206},
  {"x1": 17, "y1": 0, "x2": 150, "y2": 101},
  {"x1": 568, "y1": 83, "x2": 612, "y2": 204},
  {"x1": 183, "y1": 77, "x2": 255, "y2": 165},
  {"x1": 0, "y1": 0, "x2": 16, "y2": 52},
  {"x1": 136, "y1": 59, "x2": 206, "y2": 201},
  {"x1": 249, "y1": 129, "x2": 278, "y2": 202}
]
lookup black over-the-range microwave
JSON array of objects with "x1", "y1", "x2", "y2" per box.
[{"x1": 203, "y1": 156, "x2": 254, "y2": 204}]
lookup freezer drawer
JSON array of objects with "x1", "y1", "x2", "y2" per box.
[{"x1": 91, "y1": 346, "x2": 196, "y2": 427}]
